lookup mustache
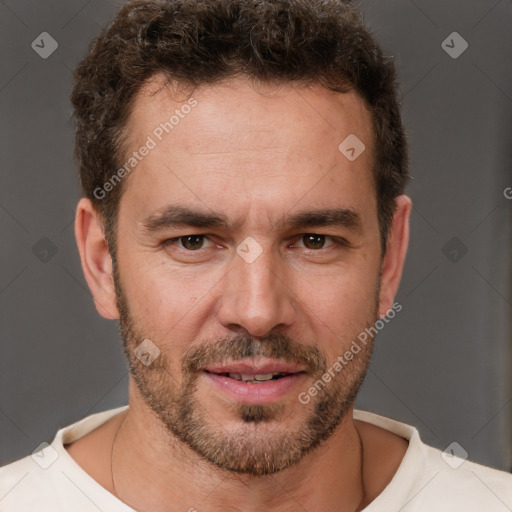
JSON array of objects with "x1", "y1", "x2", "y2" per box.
[{"x1": 182, "y1": 332, "x2": 327, "y2": 376}]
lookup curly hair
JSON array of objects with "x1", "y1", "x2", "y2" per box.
[{"x1": 71, "y1": 0, "x2": 409, "y2": 257}]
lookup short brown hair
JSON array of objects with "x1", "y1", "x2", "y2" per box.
[{"x1": 71, "y1": 0, "x2": 409, "y2": 257}]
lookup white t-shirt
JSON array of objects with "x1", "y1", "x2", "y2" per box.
[{"x1": 1, "y1": 406, "x2": 511, "y2": 511}]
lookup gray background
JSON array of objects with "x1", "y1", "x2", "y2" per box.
[{"x1": 1, "y1": 0, "x2": 511, "y2": 473}]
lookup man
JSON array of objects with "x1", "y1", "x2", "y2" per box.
[{"x1": 1, "y1": 0, "x2": 511, "y2": 510}]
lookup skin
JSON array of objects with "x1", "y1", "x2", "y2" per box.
[{"x1": 69, "y1": 76, "x2": 412, "y2": 511}]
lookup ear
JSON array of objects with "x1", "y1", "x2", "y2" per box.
[
  {"x1": 377, "y1": 194, "x2": 412, "y2": 318},
  {"x1": 74, "y1": 198, "x2": 120, "y2": 320}
]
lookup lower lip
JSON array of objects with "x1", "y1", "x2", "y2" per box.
[{"x1": 203, "y1": 371, "x2": 307, "y2": 405}]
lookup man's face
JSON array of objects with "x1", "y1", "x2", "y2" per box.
[{"x1": 113, "y1": 77, "x2": 383, "y2": 475}]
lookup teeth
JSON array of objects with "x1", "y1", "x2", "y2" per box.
[
  {"x1": 228, "y1": 372, "x2": 281, "y2": 382},
  {"x1": 254, "y1": 373, "x2": 274, "y2": 381}
]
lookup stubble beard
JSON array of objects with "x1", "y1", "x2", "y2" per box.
[{"x1": 113, "y1": 267, "x2": 378, "y2": 476}]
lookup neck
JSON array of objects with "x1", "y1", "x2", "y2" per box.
[{"x1": 110, "y1": 386, "x2": 366, "y2": 512}]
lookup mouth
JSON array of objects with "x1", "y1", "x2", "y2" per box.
[
  {"x1": 202, "y1": 360, "x2": 308, "y2": 404},
  {"x1": 204, "y1": 371, "x2": 297, "y2": 383}
]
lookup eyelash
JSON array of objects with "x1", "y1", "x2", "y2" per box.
[{"x1": 162, "y1": 234, "x2": 351, "y2": 252}]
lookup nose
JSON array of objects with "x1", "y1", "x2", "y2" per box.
[{"x1": 216, "y1": 244, "x2": 296, "y2": 338}]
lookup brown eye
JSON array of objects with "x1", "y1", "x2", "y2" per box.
[
  {"x1": 179, "y1": 235, "x2": 206, "y2": 250},
  {"x1": 302, "y1": 234, "x2": 327, "y2": 250}
]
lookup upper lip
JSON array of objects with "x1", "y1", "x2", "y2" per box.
[{"x1": 204, "y1": 359, "x2": 306, "y2": 375}]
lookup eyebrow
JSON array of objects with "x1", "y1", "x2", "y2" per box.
[
  {"x1": 140, "y1": 205, "x2": 363, "y2": 234},
  {"x1": 275, "y1": 208, "x2": 362, "y2": 233},
  {"x1": 141, "y1": 206, "x2": 230, "y2": 232}
]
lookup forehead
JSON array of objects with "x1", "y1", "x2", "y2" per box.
[
  {"x1": 118, "y1": 75, "x2": 376, "y2": 229},
  {"x1": 127, "y1": 75, "x2": 374, "y2": 153}
]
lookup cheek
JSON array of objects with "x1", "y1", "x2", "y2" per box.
[
  {"x1": 294, "y1": 259, "x2": 379, "y2": 353},
  {"x1": 121, "y1": 256, "x2": 224, "y2": 338}
]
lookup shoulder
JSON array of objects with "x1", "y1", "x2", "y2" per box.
[
  {"x1": 0, "y1": 451, "x2": 62, "y2": 511},
  {"x1": 415, "y1": 444, "x2": 512, "y2": 509},
  {"x1": 0, "y1": 406, "x2": 130, "y2": 512},
  {"x1": 354, "y1": 410, "x2": 512, "y2": 511}
]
